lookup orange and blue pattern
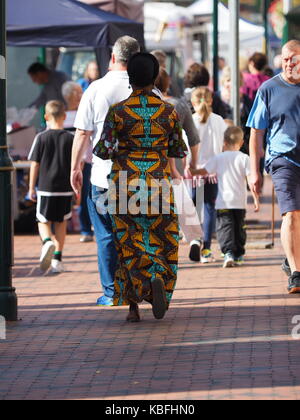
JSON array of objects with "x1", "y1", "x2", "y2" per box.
[{"x1": 94, "y1": 90, "x2": 188, "y2": 306}]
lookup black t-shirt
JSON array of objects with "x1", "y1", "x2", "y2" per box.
[{"x1": 28, "y1": 129, "x2": 74, "y2": 193}]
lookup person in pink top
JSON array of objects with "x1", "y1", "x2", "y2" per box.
[{"x1": 242, "y1": 52, "x2": 270, "y2": 104}]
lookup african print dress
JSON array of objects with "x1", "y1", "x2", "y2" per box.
[{"x1": 93, "y1": 90, "x2": 187, "y2": 307}]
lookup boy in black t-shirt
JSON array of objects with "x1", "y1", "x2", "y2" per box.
[{"x1": 28, "y1": 101, "x2": 74, "y2": 273}]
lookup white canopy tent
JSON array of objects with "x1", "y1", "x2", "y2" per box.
[
  {"x1": 145, "y1": 2, "x2": 192, "y2": 25},
  {"x1": 144, "y1": 2, "x2": 193, "y2": 59},
  {"x1": 78, "y1": 0, "x2": 144, "y2": 23},
  {"x1": 188, "y1": 0, "x2": 265, "y2": 60}
]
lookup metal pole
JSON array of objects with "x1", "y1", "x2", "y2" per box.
[
  {"x1": 38, "y1": 48, "x2": 46, "y2": 128},
  {"x1": 283, "y1": 0, "x2": 293, "y2": 45},
  {"x1": 263, "y1": 0, "x2": 269, "y2": 59},
  {"x1": 213, "y1": 0, "x2": 219, "y2": 93},
  {"x1": 0, "y1": 0, "x2": 18, "y2": 321},
  {"x1": 229, "y1": 0, "x2": 240, "y2": 126}
]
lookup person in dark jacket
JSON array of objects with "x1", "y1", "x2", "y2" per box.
[
  {"x1": 183, "y1": 62, "x2": 228, "y2": 119},
  {"x1": 28, "y1": 62, "x2": 70, "y2": 109}
]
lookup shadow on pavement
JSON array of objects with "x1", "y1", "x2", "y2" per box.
[{"x1": 1, "y1": 302, "x2": 300, "y2": 400}]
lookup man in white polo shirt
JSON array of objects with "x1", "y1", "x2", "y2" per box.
[{"x1": 71, "y1": 36, "x2": 140, "y2": 306}]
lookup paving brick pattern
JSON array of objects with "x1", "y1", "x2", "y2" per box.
[{"x1": 0, "y1": 177, "x2": 300, "y2": 400}]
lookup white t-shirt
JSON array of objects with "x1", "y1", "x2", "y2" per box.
[
  {"x1": 64, "y1": 110, "x2": 77, "y2": 129},
  {"x1": 74, "y1": 71, "x2": 132, "y2": 189},
  {"x1": 205, "y1": 151, "x2": 251, "y2": 210},
  {"x1": 192, "y1": 112, "x2": 227, "y2": 168}
]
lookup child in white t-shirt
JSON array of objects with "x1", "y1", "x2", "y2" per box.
[
  {"x1": 189, "y1": 87, "x2": 228, "y2": 264},
  {"x1": 190, "y1": 126, "x2": 259, "y2": 268}
]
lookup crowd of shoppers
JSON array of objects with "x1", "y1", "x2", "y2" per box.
[{"x1": 26, "y1": 37, "x2": 300, "y2": 324}]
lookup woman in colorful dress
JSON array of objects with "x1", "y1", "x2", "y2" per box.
[{"x1": 93, "y1": 53, "x2": 188, "y2": 322}]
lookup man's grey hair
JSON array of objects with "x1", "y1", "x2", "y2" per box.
[
  {"x1": 112, "y1": 36, "x2": 140, "y2": 65},
  {"x1": 62, "y1": 81, "x2": 81, "y2": 101},
  {"x1": 283, "y1": 39, "x2": 300, "y2": 52}
]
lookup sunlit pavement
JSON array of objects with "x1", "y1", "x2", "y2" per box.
[{"x1": 0, "y1": 176, "x2": 300, "y2": 400}]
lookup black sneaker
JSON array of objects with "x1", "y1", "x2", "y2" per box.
[
  {"x1": 189, "y1": 240, "x2": 201, "y2": 262},
  {"x1": 282, "y1": 258, "x2": 291, "y2": 277},
  {"x1": 287, "y1": 272, "x2": 300, "y2": 294}
]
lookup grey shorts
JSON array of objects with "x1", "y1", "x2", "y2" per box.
[{"x1": 269, "y1": 157, "x2": 300, "y2": 215}]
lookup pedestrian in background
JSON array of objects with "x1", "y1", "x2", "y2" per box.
[
  {"x1": 242, "y1": 52, "x2": 270, "y2": 105},
  {"x1": 155, "y1": 68, "x2": 200, "y2": 179},
  {"x1": 155, "y1": 67, "x2": 203, "y2": 248},
  {"x1": 189, "y1": 87, "x2": 227, "y2": 264},
  {"x1": 62, "y1": 81, "x2": 94, "y2": 243},
  {"x1": 62, "y1": 81, "x2": 83, "y2": 129},
  {"x1": 28, "y1": 62, "x2": 70, "y2": 109},
  {"x1": 183, "y1": 62, "x2": 228, "y2": 118},
  {"x1": 190, "y1": 126, "x2": 259, "y2": 268},
  {"x1": 150, "y1": 50, "x2": 167, "y2": 69},
  {"x1": 28, "y1": 101, "x2": 74, "y2": 273},
  {"x1": 77, "y1": 60, "x2": 100, "y2": 92},
  {"x1": 151, "y1": 49, "x2": 182, "y2": 97},
  {"x1": 219, "y1": 66, "x2": 253, "y2": 153},
  {"x1": 248, "y1": 40, "x2": 300, "y2": 294},
  {"x1": 71, "y1": 36, "x2": 140, "y2": 307}
]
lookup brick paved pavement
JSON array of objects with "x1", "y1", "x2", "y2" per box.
[{"x1": 0, "y1": 177, "x2": 300, "y2": 400}]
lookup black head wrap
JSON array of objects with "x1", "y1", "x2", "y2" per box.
[{"x1": 127, "y1": 53, "x2": 160, "y2": 88}]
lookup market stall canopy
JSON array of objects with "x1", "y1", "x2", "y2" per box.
[
  {"x1": 145, "y1": 2, "x2": 192, "y2": 25},
  {"x1": 7, "y1": 0, "x2": 144, "y2": 47},
  {"x1": 188, "y1": 0, "x2": 264, "y2": 58},
  {"x1": 188, "y1": 0, "x2": 264, "y2": 36},
  {"x1": 144, "y1": 2, "x2": 193, "y2": 51},
  {"x1": 78, "y1": 0, "x2": 144, "y2": 23}
]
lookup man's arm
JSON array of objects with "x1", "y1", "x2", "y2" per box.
[
  {"x1": 28, "y1": 162, "x2": 40, "y2": 202},
  {"x1": 29, "y1": 88, "x2": 46, "y2": 109},
  {"x1": 169, "y1": 158, "x2": 183, "y2": 182},
  {"x1": 249, "y1": 128, "x2": 265, "y2": 195},
  {"x1": 247, "y1": 175, "x2": 260, "y2": 212},
  {"x1": 190, "y1": 144, "x2": 200, "y2": 169},
  {"x1": 71, "y1": 128, "x2": 92, "y2": 196}
]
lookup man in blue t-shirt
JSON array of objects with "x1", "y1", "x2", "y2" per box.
[{"x1": 247, "y1": 40, "x2": 300, "y2": 294}]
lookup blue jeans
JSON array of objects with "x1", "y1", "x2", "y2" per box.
[
  {"x1": 192, "y1": 182, "x2": 218, "y2": 249},
  {"x1": 79, "y1": 163, "x2": 93, "y2": 236},
  {"x1": 87, "y1": 185, "x2": 118, "y2": 298},
  {"x1": 203, "y1": 183, "x2": 218, "y2": 250}
]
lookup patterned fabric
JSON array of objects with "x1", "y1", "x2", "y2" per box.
[{"x1": 94, "y1": 90, "x2": 188, "y2": 306}]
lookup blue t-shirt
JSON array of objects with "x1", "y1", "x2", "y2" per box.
[
  {"x1": 247, "y1": 74, "x2": 300, "y2": 170},
  {"x1": 77, "y1": 78, "x2": 90, "y2": 92}
]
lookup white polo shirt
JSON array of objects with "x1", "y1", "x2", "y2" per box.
[{"x1": 74, "y1": 71, "x2": 132, "y2": 189}]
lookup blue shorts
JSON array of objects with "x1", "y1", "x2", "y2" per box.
[{"x1": 270, "y1": 157, "x2": 300, "y2": 215}]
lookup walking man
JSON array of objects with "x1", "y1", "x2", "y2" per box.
[
  {"x1": 70, "y1": 36, "x2": 140, "y2": 306},
  {"x1": 248, "y1": 40, "x2": 300, "y2": 294}
]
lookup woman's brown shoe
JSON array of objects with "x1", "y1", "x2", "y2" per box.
[{"x1": 126, "y1": 304, "x2": 141, "y2": 322}]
